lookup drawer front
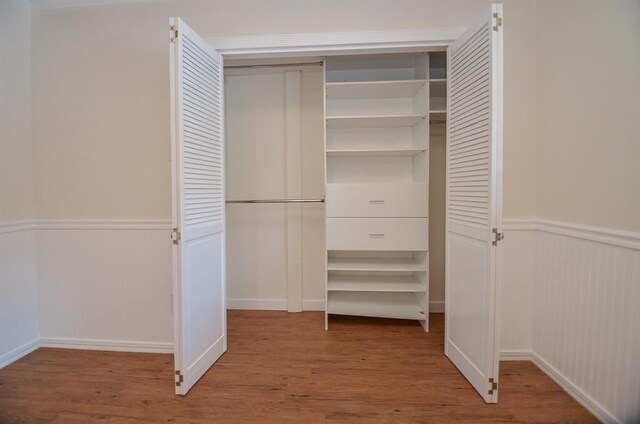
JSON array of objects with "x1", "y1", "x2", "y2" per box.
[
  {"x1": 326, "y1": 183, "x2": 428, "y2": 217},
  {"x1": 327, "y1": 218, "x2": 428, "y2": 251}
]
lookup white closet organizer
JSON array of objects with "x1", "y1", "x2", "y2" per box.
[{"x1": 324, "y1": 53, "x2": 447, "y2": 331}]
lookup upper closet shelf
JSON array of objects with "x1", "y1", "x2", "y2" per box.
[
  {"x1": 326, "y1": 115, "x2": 426, "y2": 128},
  {"x1": 326, "y1": 79, "x2": 427, "y2": 99}
]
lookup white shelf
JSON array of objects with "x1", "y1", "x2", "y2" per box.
[
  {"x1": 326, "y1": 115, "x2": 426, "y2": 128},
  {"x1": 328, "y1": 274, "x2": 425, "y2": 292},
  {"x1": 328, "y1": 256, "x2": 426, "y2": 272},
  {"x1": 326, "y1": 148, "x2": 426, "y2": 157},
  {"x1": 327, "y1": 292, "x2": 426, "y2": 320},
  {"x1": 326, "y1": 79, "x2": 428, "y2": 99}
]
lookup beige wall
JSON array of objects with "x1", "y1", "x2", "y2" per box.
[
  {"x1": 536, "y1": 0, "x2": 640, "y2": 232},
  {"x1": 0, "y1": 0, "x2": 40, "y2": 367},
  {"x1": 33, "y1": 0, "x2": 535, "y2": 220},
  {"x1": 1, "y1": 0, "x2": 34, "y2": 222},
  {"x1": 29, "y1": 0, "x2": 540, "y2": 349},
  {"x1": 503, "y1": 0, "x2": 538, "y2": 220}
]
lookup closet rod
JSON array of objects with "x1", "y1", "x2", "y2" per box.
[
  {"x1": 226, "y1": 198, "x2": 325, "y2": 204},
  {"x1": 224, "y1": 61, "x2": 324, "y2": 69}
]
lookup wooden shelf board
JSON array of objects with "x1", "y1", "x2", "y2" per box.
[
  {"x1": 328, "y1": 274, "x2": 426, "y2": 292},
  {"x1": 326, "y1": 148, "x2": 426, "y2": 157},
  {"x1": 327, "y1": 292, "x2": 426, "y2": 320},
  {"x1": 326, "y1": 114, "x2": 427, "y2": 128},
  {"x1": 327, "y1": 256, "x2": 426, "y2": 272},
  {"x1": 326, "y1": 79, "x2": 428, "y2": 99}
]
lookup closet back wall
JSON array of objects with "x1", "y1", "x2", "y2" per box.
[
  {"x1": 30, "y1": 0, "x2": 537, "y2": 351},
  {"x1": 225, "y1": 67, "x2": 325, "y2": 310}
]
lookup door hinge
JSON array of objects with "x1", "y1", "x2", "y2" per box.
[
  {"x1": 492, "y1": 228, "x2": 504, "y2": 246},
  {"x1": 493, "y1": 13, "x2": 503, "y2": 31},
  {"x1": 171, "y1": 227, "x2": 181, "y2": 245},
  {"x1": 170, "y1": 26, "x2": 178, "y2": 43},
  {"x1": 175, "y1": 370, "x2": 184, "y2": 387},
  {"x1": 488, "y1": 377, "x2": 498, "y2": 395}
]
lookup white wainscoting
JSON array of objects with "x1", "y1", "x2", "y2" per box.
[
  {"x1": 35, "y1": 220, "x2": 174, "y2": 353},
  {"x1": 0, "y1": 222, "x2": 40, "y2": 368},
  {"x1": 4, "y1": 218, "x2": 638, "y2": 423},
  {"x1": 532, "y1": 220, "x2": 640, "y2": 424}
]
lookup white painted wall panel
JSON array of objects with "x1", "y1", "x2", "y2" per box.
[
  {"x1": 533, "y1": 229, "x2": 640, "y2": 423},
  {"x1": 0, "y1": 228, "x2": 39, "y2": 367},
  {"x1": 36, "y1": 228, "x2": 173, "y2": 349}
]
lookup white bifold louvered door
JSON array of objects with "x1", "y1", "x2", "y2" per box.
[
  {"x1": 170, "y1": 17, "x2": 226, "y2": 395},
  {"x1": 445, "y1": 4, "x2": 503, "y2": 403}
]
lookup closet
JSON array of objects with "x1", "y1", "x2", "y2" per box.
[
  {"x1": 169, "y1": 3, "x2": 503, "y2": 401},
  {"x1": 324, "y1": 53, "x2": 447, "y2": 331}
]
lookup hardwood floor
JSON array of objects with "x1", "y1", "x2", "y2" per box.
[{"x1": 0, "y1": 311, "x2": 597, "y2": 423}]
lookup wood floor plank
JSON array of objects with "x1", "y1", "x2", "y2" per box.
[{"x1": 0, "y1": 311, "x2": 598, "y2": 423}]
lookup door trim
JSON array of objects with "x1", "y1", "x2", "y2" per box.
[{"x1": 206, "y1": 28, "x2": 463, "y2": 59}]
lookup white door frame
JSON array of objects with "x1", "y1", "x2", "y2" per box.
[
  {"x1": 205, "y1": 28, "x2": 463, "y2": 60},
  {"x1": 210, "y1": 27, "x2": 463, "y2": 319}
]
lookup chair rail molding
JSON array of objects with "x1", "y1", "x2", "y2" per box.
[
  {"x1": 30, "y1": 0, "x2": 156, "y2": 9},
  {"x1": 502, "y1": 218, "x2": 640, "y2": 250},
  {"x1": 0, "y1": 220, "x2": 35, "y2": 234},
  {"x1": 34, "y1": 219, "x2": 172, "y2": 230}
]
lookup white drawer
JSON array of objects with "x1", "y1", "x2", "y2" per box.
[
  {"x1": 327, "y1": 218, "x2": 428, "y2": 251},
  {"x1": 326, "y1": 183, "x2": 428, "y2": 217}
]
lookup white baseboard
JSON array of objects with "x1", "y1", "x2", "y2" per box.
[
  {"x1": 228, "y1": 299, "x2": 445, "y2": 313},
  {"x1": 0, "y1": 339, "x2": 40, "y2": 369},
  {"x1": 499, "y1": 349, "x2": 532, "y2": 361},
  {"x1": 531, "y1": 352, "x2": 618, "y2": 424},
  {"x1": 228, "y1": 299, "x2": 326, "y2": 311},
  {"x1": 227, "y1": 299, "x2": 288, "y2": 310},
  {"x1": 39, "y1": 337, "x2": 173, "y2": 354},
  {"x1": 302, "y1": 300, "x2": 324, "y2": 311},
  {"x1": 429, "y1": 301, "x2": 444, "y2": 313}
]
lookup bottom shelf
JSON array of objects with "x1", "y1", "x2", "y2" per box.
[{"x1": 327, "y1": 291, "x2": 426, "y2": 321}]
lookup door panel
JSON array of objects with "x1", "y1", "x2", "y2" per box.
[
  {"x1": 170, "y1": 17, "x2": 226, "y2": 395},
  {"x1": 445, "y1": 3, "x2": 503, "y2": 403}
]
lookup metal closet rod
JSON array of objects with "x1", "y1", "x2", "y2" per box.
[
  {"x1": 224, "y1": 61, "x2": 324, "y2": 70},
  {"x1": 226, "y1": 198, "x2": 325, "y2": 204}
]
